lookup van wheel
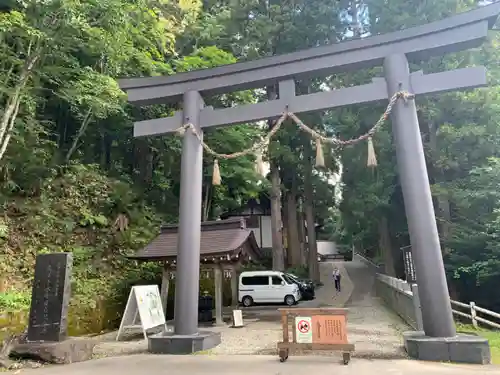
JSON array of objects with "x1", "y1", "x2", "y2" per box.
[
  {"x1": 242, "y1": 296, "x2": 253, "y2": 307},
  {"x1": 284, "y1": 295, "x2": 296, "y2": 306}
]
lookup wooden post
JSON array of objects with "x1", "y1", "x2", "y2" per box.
[
  {"x1": 160, "y1": 263, "x2": 170, "y2": 314},
  {"x1": 230, "y1": 266, "x2": 239, "y2": 307},
  {"x1": 470, "y1": 302, "x2": 478, "y2": 328},
  {"x1": 214, "y1": 264, "x2": 224, "y2": 325}
]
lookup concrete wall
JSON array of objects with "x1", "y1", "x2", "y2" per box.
[
  {"x1": 260, "y1": 216, "x2": 272, "y2": 249},
  {"x1": 245, "y1": 215, "x2": 272, "y2": 248}
]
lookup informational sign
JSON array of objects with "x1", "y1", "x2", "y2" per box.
[
  {"x1": 116, "y1": 285, "x2": 166, "y2": 341},
  {"x1": 295, "y1": 316, "x2": 312, "y2": 343},
  {"x1": 312, "y1": 315, "x2": 348, "y2": 344},
  {"x1": 231, "y1": 309, "x2": 244, "y2": 328}
]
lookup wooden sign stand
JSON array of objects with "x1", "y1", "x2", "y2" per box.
[{"x1": 277, "y1": 308, "x2": 354, "y2": 365}]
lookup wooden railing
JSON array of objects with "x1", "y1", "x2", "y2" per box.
[{"x1": 451, "y1": 300, "x2": 500, "y2": 330}]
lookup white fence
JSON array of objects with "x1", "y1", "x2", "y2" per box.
[
  {"x1": 450, "y1": 299, "x2": 500, "y2": 330},
  {"x1": 375, "y1": 273, "x2": 500, "y2": 331}
]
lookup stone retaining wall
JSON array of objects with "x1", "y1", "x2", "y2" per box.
[{"x1": 374, "y1": 274, "x2": 420, "y2": 330}]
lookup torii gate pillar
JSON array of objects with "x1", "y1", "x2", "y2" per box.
[
  {"x1": 174, "y1": 90, "x2": 204, "y2": 335},
  {"x1": 384, "y1": 54, "x2": 456, "y2": 338},
  {"x1": 386, "y1": 54, "x2": 490, "y2": 364}
]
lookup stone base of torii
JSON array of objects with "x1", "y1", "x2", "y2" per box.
[{"x1": 118, "y1": 4, "x2": 500, "y2": 364}]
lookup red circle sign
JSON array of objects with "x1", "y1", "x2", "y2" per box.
[{"x1": 297, "y1": 319, "x2": 310, "y2": 333}]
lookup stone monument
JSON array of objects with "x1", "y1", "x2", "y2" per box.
[
  {"x1": 12, "y1": 253, "x2": 97, "y2": 364},
  {"x1": 27, "y1": 252, "x2": 72, "y2": 342}
]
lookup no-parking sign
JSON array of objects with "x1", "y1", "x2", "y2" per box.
[{"x1": 295, "y1": 316, "x2": 313, "y2": 343}]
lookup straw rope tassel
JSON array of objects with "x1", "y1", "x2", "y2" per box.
[
  {"x1": 315, "y1": 138, "x2": 325, "y2": 168},
  {"x1": 367, "y1": 136, "x2": 378, "y2": 167},
  {"x1": 255, "y1": 151, "x2": 266, "y2": 177},
  {"x1": 212, "y1": 159, "x2": 221, "y2": 186}
]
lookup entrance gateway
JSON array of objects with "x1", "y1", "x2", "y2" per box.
[{"x1": 119, "y1": 4, "x2": 500, "y2": 362}]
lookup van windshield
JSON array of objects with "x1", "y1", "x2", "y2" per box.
[{"x1": 282, "y1": 274, "x2": 294, "y2": 285}]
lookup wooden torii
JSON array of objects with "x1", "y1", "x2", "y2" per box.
[{"x1": 119, "y1": 4, "x2": 500, "y2": 361}]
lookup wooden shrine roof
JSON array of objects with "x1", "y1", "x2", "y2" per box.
[{"x1": 128, "y1": 217, "x2": 261, "y2": 263}]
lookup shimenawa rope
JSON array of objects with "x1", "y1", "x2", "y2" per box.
[{"x1": 175, "y1": 91, "x2": 414, "y2": 185}]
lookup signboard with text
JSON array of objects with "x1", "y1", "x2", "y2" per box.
[{"x1": 312, "y1": 315, "x2": 348, "y2": 344}]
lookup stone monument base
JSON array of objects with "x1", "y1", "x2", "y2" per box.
[
  {"x1": 12, "y1": 337, "x2": 97, "y2": 364},
  {"x1": 148, "y1": 330, "x2": 221, "y2": 354},
  {"x1": 403, "y1": 331, "x2": 491, "y2": 364}
]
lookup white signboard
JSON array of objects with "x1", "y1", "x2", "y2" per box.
[
  {"x1": 116, "y1": 285, "x2": 166, "y2": 341},
  {"x1": 295, "y1": 316, "x2": 313, "y2": 344},
  {"x1": 231, "y1": 309, "x2": 244, "y2": 328}
]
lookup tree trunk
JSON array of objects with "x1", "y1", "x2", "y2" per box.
[
  {"x1": 378, "y1": 216, "x2": 396, "y2": 276},
  {"x1": 438, "y1": 196, "x2": 451, "y2": 249},
  {"x1": 65, "y1": 108, "x2": 93, "y2": 162},
  {"x1": 304, "y1": 144, "x2": 319, "y2": 282},
  {"x1": 282, "y1": 207, "x2": 289, "y2": 267},
  {"x1": 0, "y1": 50, "x2": 40, "y2": 161},
  {"x1": 267, "y1": 86, "x2": 285, "y2": 271},
  {"x1": 298, "y1": 198, "x2": 307, "y2": 266},
  {"x1": 286, "y1": 191, "x2": 301, "y2": 267},
  {"x1": 0, "y1": 98, "x2": 21, "y2": 161}
]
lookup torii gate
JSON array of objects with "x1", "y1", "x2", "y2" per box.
[{"x1": 120, "y1": 4, "x2": 500, "y2": 362}]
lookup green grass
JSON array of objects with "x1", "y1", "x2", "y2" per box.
[{"x1": 457, "y1": 324, "x2": 500, "y2": 364}]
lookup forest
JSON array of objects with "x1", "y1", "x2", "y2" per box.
[{"x1": 1, "y1": 0, "x2": 500, "y2": 334}]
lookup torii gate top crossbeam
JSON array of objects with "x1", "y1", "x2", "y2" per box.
[{"x1": 119, "y1": 3, "x2": 500, "y2": 105}]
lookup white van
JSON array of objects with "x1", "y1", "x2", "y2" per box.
[{"x1": 238, "y1": 270, "x2": 302, "y2": 307}]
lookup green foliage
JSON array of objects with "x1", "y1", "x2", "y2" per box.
[
  {"x1": 0, "y1": 0, "x2": 271, "y2": 334},
  {"x1": 0, "y1": 291, "x2": 30, "y2": 311}
]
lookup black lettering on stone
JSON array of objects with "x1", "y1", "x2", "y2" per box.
[{"x1": 27, "y1": 253, "x2": 73, "y2": 342}]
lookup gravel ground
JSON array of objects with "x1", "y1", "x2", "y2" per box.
[
  {"x1": 92, "y1": 259, "x2": 407, "y2": 360},
  {"x1": 204, "y1": 261, "x2": 352, "y2": 355},
  {"x1": 204, "y1": 260, "x2": 407, "y2": 358}
]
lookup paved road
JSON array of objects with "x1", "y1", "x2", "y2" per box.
[
  {"x1": 17, "y1": 354, "x2": 500, "y2": 375},
  {"x1": 343, "y1": 257, "x2": 409, "y2": 359}
]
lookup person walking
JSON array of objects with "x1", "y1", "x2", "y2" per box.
[{"x1": 333, "y1": 267, "x2": 341, "y2": 293}]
